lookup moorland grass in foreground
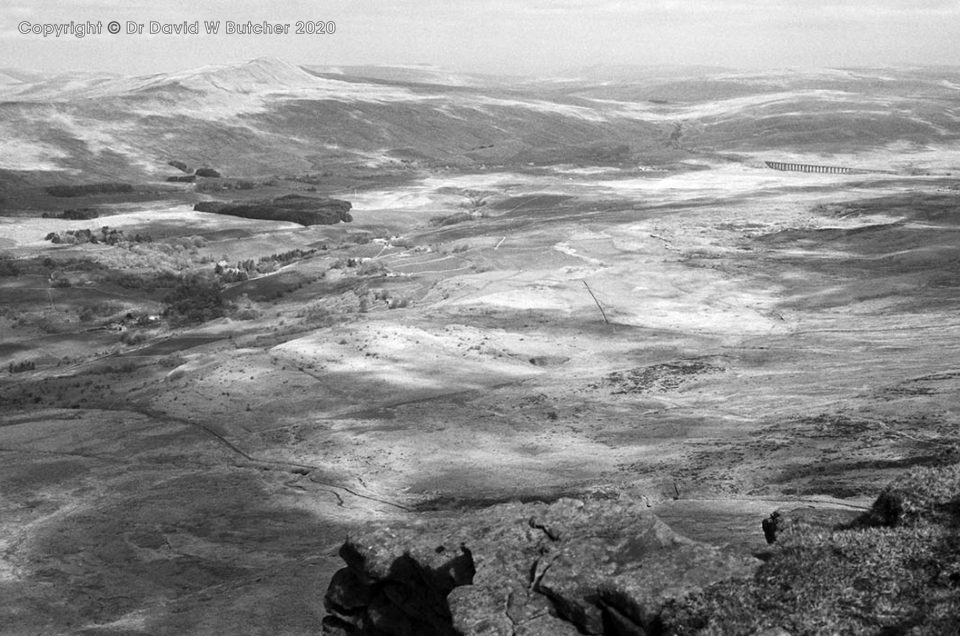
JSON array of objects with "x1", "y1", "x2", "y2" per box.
[{"x1": 662, "y1": 464, "x2": 960, "y2": 635}]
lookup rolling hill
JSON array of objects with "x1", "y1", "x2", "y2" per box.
[{"x1": 3, "y1": 60, "x2": 960, "y2": 204}]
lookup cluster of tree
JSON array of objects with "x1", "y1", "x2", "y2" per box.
[
  {"x1": 164, "y1": 235, "x2": 205, "y2": 250},
  {"x1": 215, "y1": 267, "x2": 249, "y2": 283},
  {"x1": 42, "y1": 208, "x2": 99, "y2": 220},
  {"x1": 46, "y1": 183, "x2": 134, "y2": 198},
  {"x1": 372, "y1": 289, "x2": 409, "y2": 309},
  {"x1": 87, "y1": 361, "x2": 138, "y2": 375},
  {"x1": 44, "y1": 227, "x2": 154, "y2": 246},
  {"x1": 429, "y1": 211, "x2": 473, "y2": 227},
  {"x1": 330, "y1": 258, "x2": 386, "y2": 276},
  {"x1": 263, "y1": 248, "x2": 317, "y2": 266},
  {"x1": 162, "y1": 274, "x2": 228, "y2": 324},
  {"x1": 49, "y1": 270, "x2": 71, "y2": 288},
  {"x1": 214, "y1": 248, "x2": 318, "y2": 283},
  {"x1": 8, "y1": 360, "x2": 35, "y2": 373},
  {"x1": 214, "y1": 259, "x2": 265, "y2": 281}
]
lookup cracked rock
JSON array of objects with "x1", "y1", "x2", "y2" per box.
[{"x1": 322, "y1": 498, "x2": 760, "y2": 635}]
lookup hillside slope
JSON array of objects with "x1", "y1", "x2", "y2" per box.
[{"x1": 3, "y1": 62, "x2": 959, "y2": 198}]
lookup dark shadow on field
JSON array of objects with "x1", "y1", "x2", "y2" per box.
[
  {"x1": 414, "y1": 180, "x2": 936, "y2": 245},
  {"x1": 740, "y1": 192, "x2": 960, "y2": 313},
  {"x1": 411, "y1": 485, "x2": 589, "y2": 512}
]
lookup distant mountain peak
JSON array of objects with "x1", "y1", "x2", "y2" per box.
[
  {"x1": 247, "y1": 56, "x2": 300, "y2": 68},
  {"x1": 160, "y1": 57, "x2": 319, "y2": 93}
]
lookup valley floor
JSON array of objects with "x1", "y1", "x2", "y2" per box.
[{"x1": 2, "y1": 159, "x2": 959, "y2": 633}]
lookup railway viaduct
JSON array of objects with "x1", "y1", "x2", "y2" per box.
[{"x1": 765, "y1": 161, "x2": 852, "y2": 174}]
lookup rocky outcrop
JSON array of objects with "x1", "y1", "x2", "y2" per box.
[
  {"x1": 661, "y1": 464, "x2": 960, "y2": 634},
  {"x1": 194, "y1": 194, "x2": 353, "y2": 226},
  {"x1": 322, "y1": 498, "x2": 759, "y2": 635},
  {"x1": 194, "y1": 167, "x2": 222, "y2": 178}
]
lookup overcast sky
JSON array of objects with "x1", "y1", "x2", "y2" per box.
[{"x1": 2, "y1": 0, "x2": 960, "y2": 76}]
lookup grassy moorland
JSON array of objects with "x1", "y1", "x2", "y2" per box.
[{"x1": 1, "y1": 61, "x2": 960, "y2": 634}]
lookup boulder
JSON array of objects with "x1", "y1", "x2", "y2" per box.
[
  {"x1": 528, "y1": 356, "x2": 569, "y2": 367},
  {"x1": 863, "y1": 463, "x2": 960, "y2": 527},
  {"x1": 322, "y1": 498, "x2": 760, "y2": 635}
]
